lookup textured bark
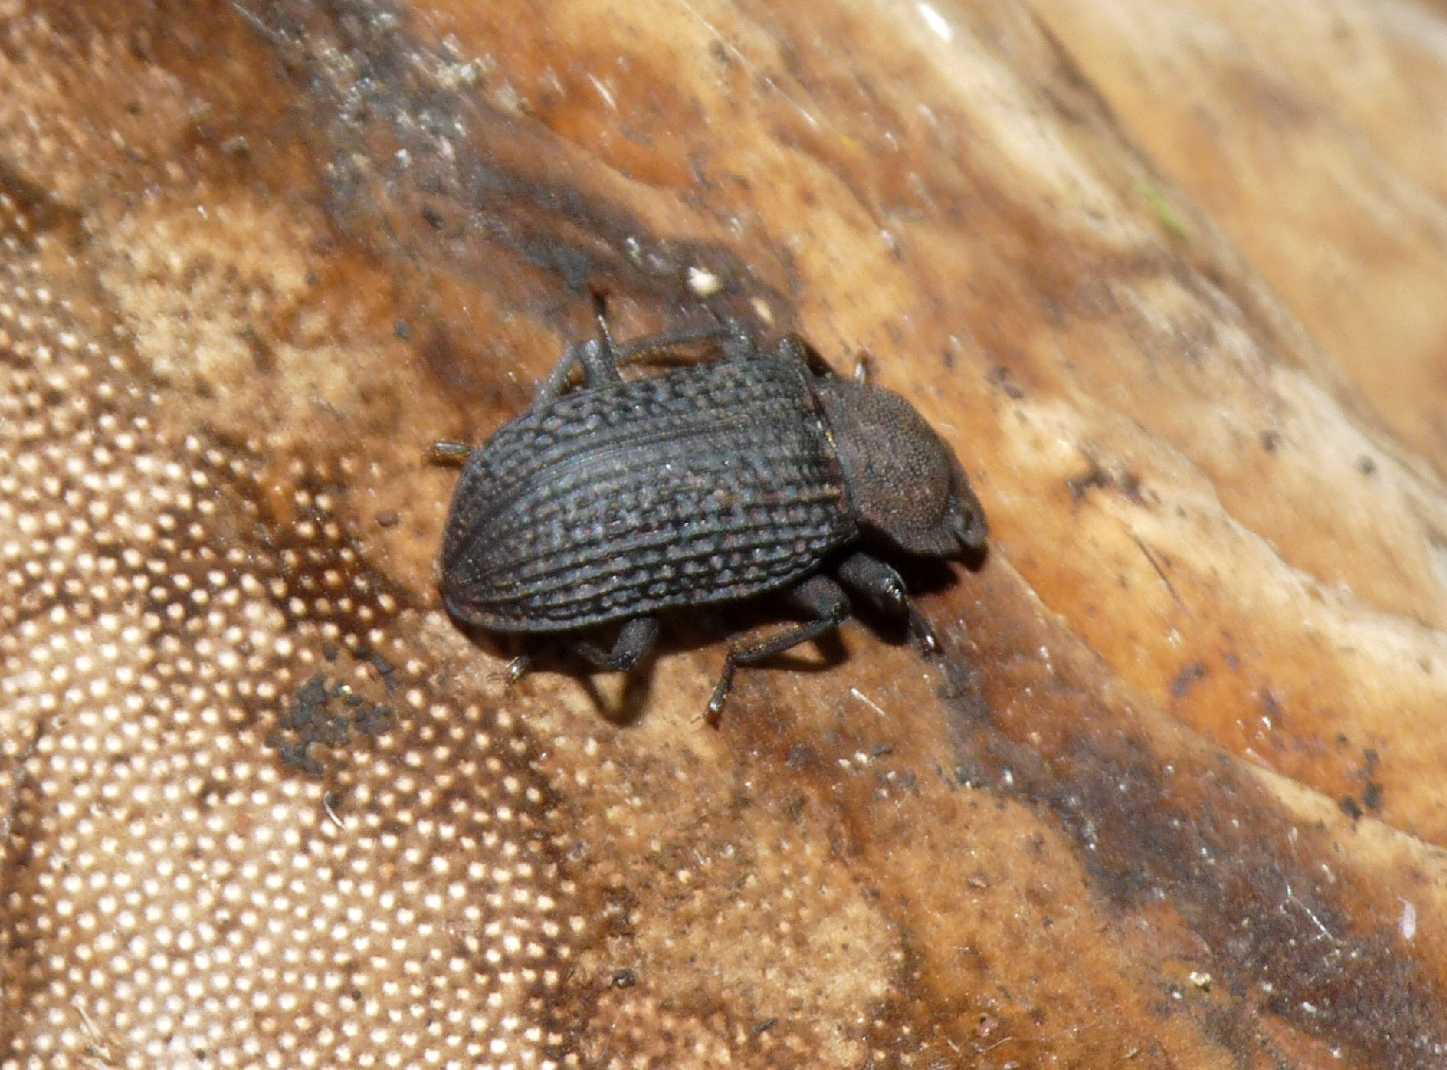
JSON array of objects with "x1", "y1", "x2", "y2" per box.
[{"x1": 2, "y1": 1, "x2": 1446, "y2": 1067}]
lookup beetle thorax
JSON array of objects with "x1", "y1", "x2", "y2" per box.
[{"x1": 812, "y1": 378, "x2": 964, "y2": 557}]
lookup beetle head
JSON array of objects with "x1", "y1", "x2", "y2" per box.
[{"x1": 813, "y1": 378, "x2": 987, "y2": 559}]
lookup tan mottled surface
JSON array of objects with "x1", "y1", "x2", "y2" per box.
[{"x1": 3, "y1": 1, "x2": 1446, "y2": 1067}]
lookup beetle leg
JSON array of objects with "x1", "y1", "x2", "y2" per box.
[
  {"x1": 533, "y1": 326, "x2": 750, "y2": 411},
  {"x1": 530, "y1": 340, "x2": 615, "y2": 407},
  {"x1": 707, "y1": 574, "x2": 850, "y2": 725},
  {"x1": 527, "y1": 290, "x2": 628, "y2": 407},
  {"x1": 835, "y1": 551, "x2": 939, "y2": 656},
  {"x1": 616, "y1": 322, "x2": 738, "y2": 362},
  {"x1": 489, "y1": 654, "x2": 533, "y2": 689},
  {"x1": 568, "y1": 615, "x2": 660, "y2": 672}
]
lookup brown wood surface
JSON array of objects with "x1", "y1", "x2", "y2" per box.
[{"x1": 2, "y1": 2, "x2": 1446, "y2": 1066}]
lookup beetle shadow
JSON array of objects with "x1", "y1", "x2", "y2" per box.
[
  {"x1": 841, "y1": 544, "x2": 990, "y2": 649},
  {"x1": 442, "y1": 623, "x2": 654, "y2": 725},
  {"x1": 508, "y1": 600, "x2": 853, "y2": 728},
  {"x1": 892, "y1": 544, "x2": 987, "y2": 596}
]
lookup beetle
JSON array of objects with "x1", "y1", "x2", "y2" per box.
[{"x1": 435, "y1": 297, "x2": 987, "y2": 721}]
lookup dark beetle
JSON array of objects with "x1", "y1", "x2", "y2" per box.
[{"x1": 436, "y1": 299, "x2": 987, "y2": 719}]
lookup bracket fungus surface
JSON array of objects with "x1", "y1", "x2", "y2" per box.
[{"x1": 3, "y1": 2, "x2": 1447, "y2": 1067}]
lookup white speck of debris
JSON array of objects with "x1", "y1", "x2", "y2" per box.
[
  {"x1": 1188, "y1": 971, "x2": 1212, "y2": 991},
  {"x1": 751, "y1": 297, "x2": 774, "y2": 326},
  {"x1": 588, "y1": 74, "x2": 617, "y2": 111},
  {"x1": 73, "y1": 1001, "x2": 109, "y2": 1057},
  {"x1": 916, "y1": 2, "x2": 954, "y2": 42},
  {"x1": 687, "y1": 266, "x2": 722, "y2": 297},
  {"x1": 1001, "y1": 768, "x2": 1014, "y2": 788},
  {"x1": 850, "y1": 687, "x2": 888, "y2": 717},
  {"x1": 495, "y1": 81, "x2": 522, "y2": 114},
  {"x1": 1400, "y1": 899, "x2": 1417, "y2": 942}
]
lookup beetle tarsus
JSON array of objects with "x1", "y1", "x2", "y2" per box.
[
  {"x1": 488, "y1": 654, "x2": 532, "y2": 690},
  {"x1": 428, "y1": 440, "x2": 472, "y2": 466},
  {"x1": 908, "y1": 610, "x2": 940, "y2": 656},
  {"x1": 706, "y1": 660, "x2": 736, "y2": 728}
]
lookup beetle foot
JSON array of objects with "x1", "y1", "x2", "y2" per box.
[
  {"x1": 491, "y1": 654, "x2": 532, "y2": 690},
  {"x1": 705, "y1": 659, "x2": 737, "y2": 728},
  {"x1": 908, "y1": 609, "x2": 941, "y2": 658},
  {"x1": 428, "y1": 440, "x2": 472, "y2": 466}
]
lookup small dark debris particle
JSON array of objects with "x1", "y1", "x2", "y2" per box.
[
  {"x1": 421, "y1": 205, "x2": 444, "y2": 229},
  {"x1": 361, "y1": 647, "x2": 397, "y2": 680},
  {"x1": 1363, "y1": 781, "x2": 1384, "y2": 811},
  {"x1": 782, "y1": 794, "x2": 807, "y2": 824},
  {"x1": 377, "y1": 511, "x2": 400, "y2": 528},
  {"x1": 1260, "y1": 430, "x2": 1281, "y2": 452},
  {"x1": 1356, "y1": 455, "x2": 1377, "y2": 476},
  {"x1": 1260, "y1": 689, "x2": 1285, "y2": 725},
  {"x1": 267, "y1": 736, "x2": 323, "y2": 777},
  {"x1": 298, "y1": 673, "x2": 328, "y2": 702},
  {"x1": 394, "y1": 320, "x2": 413, "y2": 341},
  {"x1": 267, "y1": 673, "x2": 396, "y2": 774},
  {"x1": 1066, "y1": 460, "x2": 1111, "y2": 502},
  {"x1": 1169, "y1": 661, "x2": 1208, "y2": 698},
  {"x1": 870, "y1": 743, "x2": 895, "y2": 758},
  {"x1": 610, "y1": 968, "x2": 637, "y2": 989},
  {"x1": 786, "y1": 743, "x2": 817, "y2": 771},
  {"x1": 1340, "y1": 796, "x2": 1363, "y2": 821},
  {"x1": 1118, "y1": 470, "x2": 1146, "y2": 504},
  {"x1": 751, "y1": 1018, "x2": 778, "y2": 1037},
  {"x1": 988, "y1": 366, "x2": 1025, "y2": 399},
  {"x1": 355, "y1": 704, "x2": 395, "y2": 738},
  {"x1": 322, "y1": 644, "x2": 339, "y2": 663},
  {"x1": 954, "y1": 764, "x2": 984, "y2": 789}
]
